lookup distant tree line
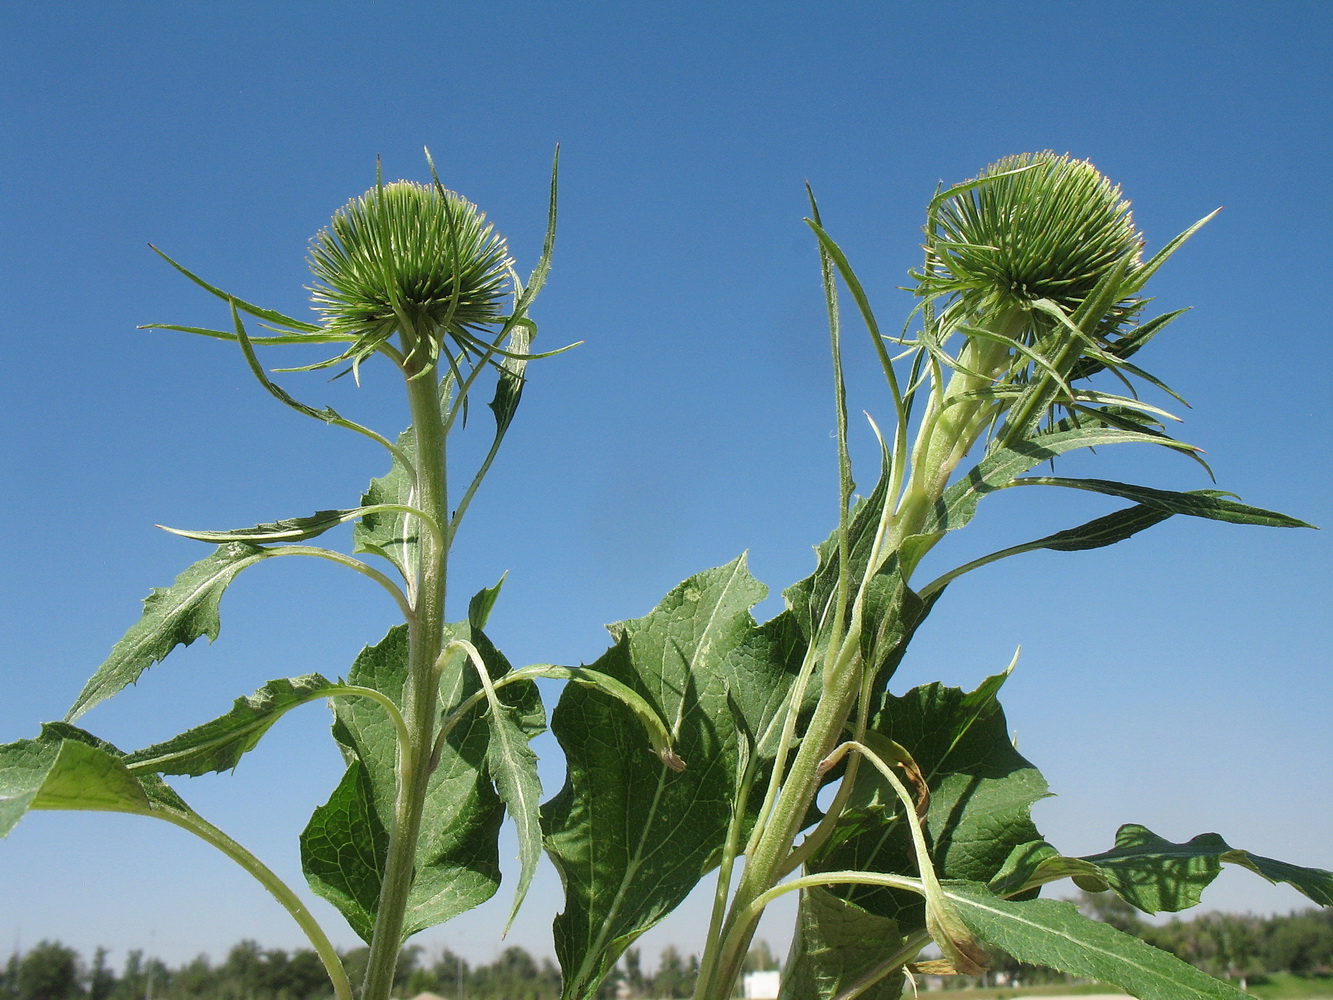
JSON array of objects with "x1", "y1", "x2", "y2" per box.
[{"x1": 2, "y1": 903, "x2": 1328, "y2": 1000}]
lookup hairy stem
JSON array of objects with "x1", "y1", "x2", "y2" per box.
[{"x1": 360, "y1": 355, "x2": 451, "y2": 1000}]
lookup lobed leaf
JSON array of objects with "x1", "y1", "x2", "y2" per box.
[
  {"x1": 809, "y1": 671, "x2": 1048, "y2": 929},
  {"x1": 484, "y1": 696, "x2": 543, "y2": 933},
  {"x1": 66, "y1": 543, "x2": 270, "y2": 722},
  {"x1": 1, "y1": 723, "x2": 194, "y2": 838}
]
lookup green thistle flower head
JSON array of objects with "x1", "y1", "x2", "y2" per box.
[
  {"x1": 921, "y1": 151, "x2": 1143, "y2": 317},
  {"x1": 308, "y1": 178, "x2": 514, "y2": 372}
]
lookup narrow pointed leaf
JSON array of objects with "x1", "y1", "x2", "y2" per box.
[
  {"x1": 921, "y1": 497, "x2": 1235, "y2": 597},
  {"x1": 149, "y1": 244, "x2": 323, "y2": 332},
  {"x1": 161, "y1": 510, "x2": 354, "y2": 544},
  {"x1": 125, "y1": 674, "x2": 342, "y2": 776},
  {"x1": 485, "y1": 700, "x2": 543, "y2": 932},
  {"x1": 468, "y1": 575, "x2": 506, "y2": 631},
  {"x1": 944, "y1": 881, "x2": 1251, "y2": 1000},
  {"x1": 1013, "y1": 476, "x2": 1314, "y2": 528},
  {"x1": 919, "y1": 426, "x2": 1199, "y2": 541},
  {"x1": 487, "y1": 324, "x2": 530, "y2": 438},
  {"x1": 66, "y1": 543, "x2": 270, "y2": 722}
]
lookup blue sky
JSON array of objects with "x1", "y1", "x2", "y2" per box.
[{"x1": 2, "y1": 0, "x2": 1330, "y2": 973}]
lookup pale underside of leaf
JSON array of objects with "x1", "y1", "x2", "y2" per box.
[{"x1": 945, "y1": 881, "x2": 1251, "y2": 1000}]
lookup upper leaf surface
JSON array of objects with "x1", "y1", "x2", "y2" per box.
[{"x1": 66, "y1": 543, "x2": 270, "y2": 722}]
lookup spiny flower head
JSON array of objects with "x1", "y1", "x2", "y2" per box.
[
  {"x1": 309, "y1": 179, "x2": 514, "y2": 372},
  {"x1": 919, "y1": 151, "x2": 1143, "y2": 319}
]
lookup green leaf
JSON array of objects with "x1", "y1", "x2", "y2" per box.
[
  {"x1": 944, "y1": 881, "x2": 1251, "y2": 1000},
  {"x1": 300, "y1": 760, "x2": 389, "y2": 940},
  {"x1": 1, "y1": 724, "x2": 194, "y2": 837},
  {"x1": 998, "y1": 824, "x2": 1333, "y2": 912},
  {"x1": 780, "y1": 887, "x2": 907, "y2": 1000},
  {"x1": 124, "y1": 675, "x2": 341, "y2": 776},
  {"x1": 487, "y1": 324, "x2": 530, "y2": 438},
  {"x1": 485, "y1": 698, "x2": 542, "y2": 933},
  {"x1": 354, "y1": 430, "x2": 419, "y2": 584},
  {"x1": 66, "y1": 543, "x2": 270, "y2": 722},
  {"x1": 811, "y1": 671, "x2": 1049, "y2": 929},
  {"x1": 920, "y1": 426, "x2": 1199, "y2": 541},
  {"x1": 160, "y1": 510, "x2": 355, "y2": 544},
  {"x1": 1012, "y1": 476, "x2": 1315, "y2": 529},
  {"x1": 149, "y1": 244, "x2": 323, "y2": 333},
  {"x1": 468, "y1": 575, "x2": 507, "y2": 631},
  {"x1": 515, "y1": 665, "x2": 684, "y2": 771},
  {"x1": 542, "y1": 556, "x2": 800, "y2": 1000},
  {"x1": 301, "y1": 623, "x2": 543, "y2": 943}
]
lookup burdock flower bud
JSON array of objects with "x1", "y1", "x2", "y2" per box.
[{"x1": 308, "y1": 178, "x2": 514, "y2": 373}]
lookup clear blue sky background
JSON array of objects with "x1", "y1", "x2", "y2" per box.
[{"x1": 2, "y1": 0, "x2": 1329, "y2": 976}]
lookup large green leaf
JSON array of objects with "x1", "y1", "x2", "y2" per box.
[
  {"x1": 994, "y1": 824, "x2": 1333, "y2": 912},
  {"x1": 944, "y1": 881, "x2": 1251, "y2": 1000},
  {"x1": 542, "y1": 556, "x2": 802, "y2": 1000},
  {"x1": 125, "y1": 675, "x2": 343, "y2": 776},
  {"x1": 66, "y1": 543, "x2": 270, "y2": 722},
  {"x1": 300, "y1": 623, "x2": 542, "y2": 943},
  {"x1": 1, "y1": 723, "x2": 193, "y2": 838},
  {"x1": 353, "y1": 429, "x2": 419, "y2": 585},
  {"x1": 778, "y1": 887, "x2": 907, "y2": 1000},
  {"x1": 810, "y1": 672, "x2": 1048, "y2": 928}
]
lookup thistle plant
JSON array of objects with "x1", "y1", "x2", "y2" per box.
[{"x1": 2, "y1": 150, "x2": 1329, "y2": 1000}]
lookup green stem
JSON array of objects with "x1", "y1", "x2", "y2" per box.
[
  {"x1": 701, "y1": 635, "x2": 864, "y2": 999},
  {"x1": 360, "y1": 353, "x2": 451, "y2": 1000},
  {"x1": 157, "y1": 810, "x2": 353, "y2": 1000}
]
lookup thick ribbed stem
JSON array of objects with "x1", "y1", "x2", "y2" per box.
[{"x1": 360, "y1": 361, "x2": 450, "y2": 1000}]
